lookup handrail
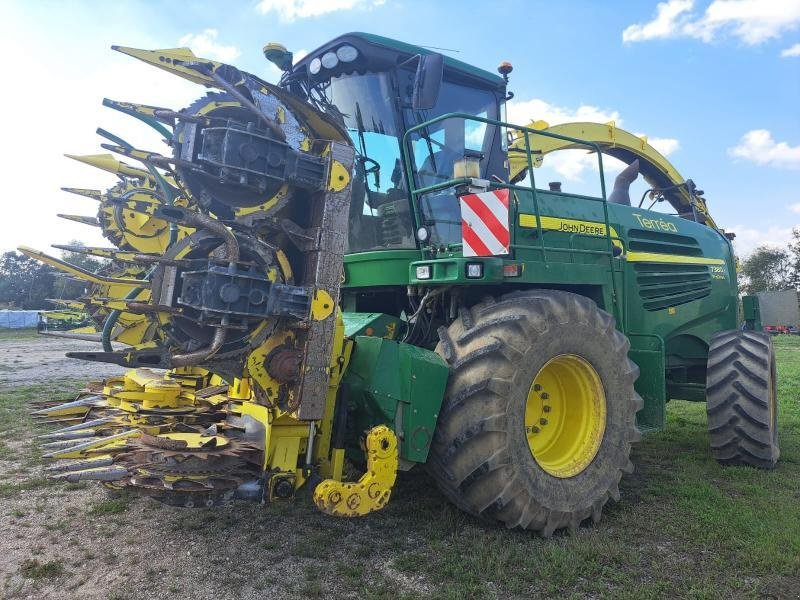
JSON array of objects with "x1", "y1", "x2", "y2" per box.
[{"x1": 400, "y1": 111, "x2": 621, "y2": 321}]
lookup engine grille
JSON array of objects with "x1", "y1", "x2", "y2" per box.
[{"x1": 634, "y1": 263, "x2": 711, "y2": 311}]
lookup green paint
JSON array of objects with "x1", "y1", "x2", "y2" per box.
[
  {"x1": 742, "y1": 295, "x2": 762, "y2": 330},
  {"x1": 341, "y1": 336, "x2": 448, "y2": 463},
  {"x1": 351, "y1": 32, "x2": 504, "y2": 88},
  {"x1": 344, "y1": 250, "x2": 419, "y2": 287},
  {"x1": 342, "y1": 312, "x2": 403, "y2": 339}
]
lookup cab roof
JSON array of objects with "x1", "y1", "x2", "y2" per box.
[{"x1": 291, "y1": 31, "x2": 505, "y2": 91}]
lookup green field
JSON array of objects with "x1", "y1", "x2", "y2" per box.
[{"x1": 1, "y1": 336, "x2": 798, "y2": 599}]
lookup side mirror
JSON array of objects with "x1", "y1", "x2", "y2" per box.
[{"x1": 412, "y1": 53, "x2": 443, "y2": 111}]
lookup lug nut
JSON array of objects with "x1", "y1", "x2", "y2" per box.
[
  {"x1": 533, "y1": 384, "x2": 542, "y2": 392},
  {"x1": 540, "y1": 418, "x2": 548, "y2": 426},
  {"x1": 543, "y1": 405, "x2": 551, "y2": 413},
  {"x1": 541, "y1": 392, "x2": 549, "y2": 400}
]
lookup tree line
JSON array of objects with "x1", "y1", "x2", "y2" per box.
[{"x1": 0, "y1": 243, "x2": 105, "y2": 309}]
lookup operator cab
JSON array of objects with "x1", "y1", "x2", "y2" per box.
[{"x1": 284, "y1": 33, "x2": 508, "y2": 253}]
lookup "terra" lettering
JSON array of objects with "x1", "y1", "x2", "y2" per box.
[{"x1": 633, "y1": 213, "x2": 678, "y2": 233}]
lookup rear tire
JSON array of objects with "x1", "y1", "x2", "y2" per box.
[
  {"x1": 706, "y1": 330, "x2": 779, "y2": 469},
  {"x1": 427, "y1": 290, "x2": 642, "y2": 536}
]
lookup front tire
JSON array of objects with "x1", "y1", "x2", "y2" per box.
[
  {"x1": 427, "y1": 290, "x2": 642, "y2": 536},
  {"x1": 706, "y1": 330, "x2": 779, "y2": 469}
]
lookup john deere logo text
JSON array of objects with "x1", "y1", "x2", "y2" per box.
[
  {"x1": 557, "y1": 222, "x2": 605, "y2": 236},
  {"x1": 633, "y1": 213, "x2": 678, "y2": 233}
]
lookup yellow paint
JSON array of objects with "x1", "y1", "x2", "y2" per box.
[
  {"x1": 48, "y1": 430, "x2": 139, "y2": 460},
  {"x1": 275, "y1": 249, "x2": 293, "y2": 281},
  {"x1": 625, "y1": 252, "x2": 725, "y2": 265},
  {"x1": 310, "y1": 288, "x2": 335, "y2": 321},
  {"x1": 525, "y1": 354, "x2": 606, "y2": 478},
  {"x1": 112, "y1": 46, "x2": 224, "y2": 87},
  {"x1": 247, "y1": 331, "x2": 295, "y2": 402},
  {"x1": 101, "y1": 369, "x2": 199, "y2": 412},
  {"x1": 65, "y1": 153, "x2": 151, "y2": 181},
  {"x1": 519, "y1": 214, "x2": 620, "y2": 238},
  {"x1": 518, "y1": 215, "x2": 623, "y2": 252},
  {"x1": 315, "y1": 317, "x2": 352, "y2": 480},
  {"x1": 328, "y1": 160, "x2": 351, "y2": 192},
  {"x1": 313, "y1": 425, "x2": 398, "y2": 517}
]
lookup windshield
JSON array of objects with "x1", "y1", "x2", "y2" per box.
[
  {"x1": 404, "y1": 80, "x2": 500, "y2": 247},
  {"x1": 317, "y1": 72, "x2": 415, "y2": 253}
]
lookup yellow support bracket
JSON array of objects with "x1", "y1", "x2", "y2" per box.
[{"x1": 313, "y1": 425, "x2": 398, "y2": 517}]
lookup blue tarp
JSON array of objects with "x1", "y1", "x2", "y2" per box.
[{"x1": 0, "y1": 310, "x2": 40, "y2": 329}]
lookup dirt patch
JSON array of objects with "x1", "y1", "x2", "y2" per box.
[{"x1": 0, "y1": 334, "x2": 125, "y2": 384}]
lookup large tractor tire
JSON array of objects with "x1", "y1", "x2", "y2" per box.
[
  {"x1": 427, "y1": 290, "x2": 642, "y2": 536},
  {"x1": 706, "y1": 330, "x2": 779, "y2": 469}
]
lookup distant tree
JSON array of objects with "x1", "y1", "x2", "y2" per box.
[
  {"x1": 52, "y1": 240, "x2": 106, "y2": 300},
  {"x1": 739, "y1": 245, "x2": 793, "y2": 295},
  {"x1": 0, "y1": 241, "x2": 107, "y2": 309},
  {"x1": 789, "y1": 227, "x2": 800, "y2": 290},
  {"x1": 0, "y1": 251, "x2": 55, "y2": 309}
]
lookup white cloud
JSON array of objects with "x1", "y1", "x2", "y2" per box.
[
  {"x1": 255, "y1": 0, "x2": 385, "y2": 22},
  {"x1": 507, "y1": 98, "x2": 621, "y2": 128},
  {"x1": 731, "y1": 224, "x2": 796, "y2": 255},
  {"x1": 623, "y1": 0, "x2": 694, "y2": 43},
  {"x1": 178, "y1": 29, "x2": 240, "y2": 62},
  {"x1": 623, "y1": 0, "x2": 800, "y2": 45},
  {"x1": 729, "y1": 129, "x2": 800, "y2": 169},
  {"x1": 781, "y1": 42, "x2": 800, "y2": 56},
  {"x1": 789, "y1": 202, "x2": 800, "y2": 213},
  {"x1": 507, "y1": 99, "x2": 678, "y2": 183},
  {"x1": 633, "y1": 134, "x2": 680, "y2": 156},
  {"x1": 507, "y1": 98, "x2": 622, "y2": 182}
]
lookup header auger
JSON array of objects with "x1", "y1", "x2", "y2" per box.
[{"x1": 21, "y1": 33, "x2": 779, "y2": 535}]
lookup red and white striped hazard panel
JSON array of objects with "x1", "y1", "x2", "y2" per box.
[{"x1": 459, "y1": 189, "x2": 510, "y2": 257}]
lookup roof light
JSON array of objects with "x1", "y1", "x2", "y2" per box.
[
  {"x1": 321, "y1": 51, "x2": 338, "y2": 69},
  {"x1": 309, "y1": 57, "x2": 322, "y2": 75},
  {"x1": 336, "y1": 45, "x2": 358, "y2": 63}
]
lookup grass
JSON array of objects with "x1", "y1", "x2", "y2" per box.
[
  {"x1": 86, "y1": 497, "x2": 132, "y2": 517},
  {"x1": 19, "y1": 559, "x2": 64, "y2": 580},
  {"x1": 0, "y1": 381, "x2": 84, "y2": 441},
  {"x1": 0, "y1": 327, "x2": 40, "y2": 342},
  {"x1": 2, "y1": 337, "x2": 799, "y2": 599},
  {"x1": 0, "y1": 477, "x2": 60, "y2": 498}
]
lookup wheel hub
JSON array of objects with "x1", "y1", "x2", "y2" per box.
[{"x1": 525, "y1": 354, "x2": 607, "y2": 478}]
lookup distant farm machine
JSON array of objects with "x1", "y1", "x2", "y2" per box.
[{"x1": 22, "y1": 33, "x2": 779, "y2": 535}]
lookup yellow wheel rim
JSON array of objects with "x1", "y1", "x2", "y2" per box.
[{"x1": 525, "y1": 354, "x2": 606, "y2": 478}]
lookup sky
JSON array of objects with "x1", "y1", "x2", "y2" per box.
[{"x1": 0, "y1": 0, "x2": 798, "y2": 257}]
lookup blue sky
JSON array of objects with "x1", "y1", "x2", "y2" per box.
[{"x1": 0, "y1": 0, "x2": 797, "y2": 255}]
